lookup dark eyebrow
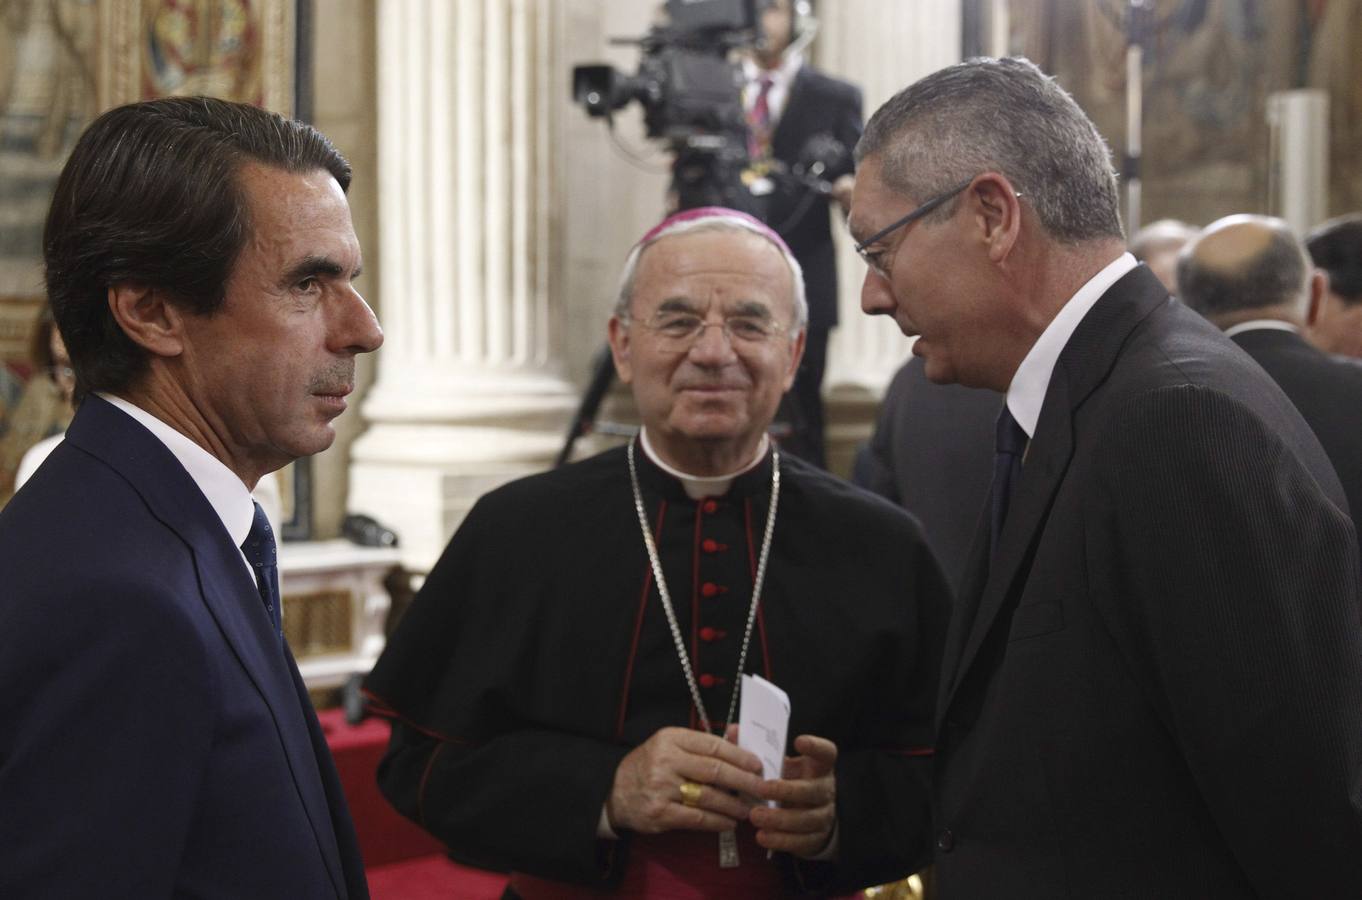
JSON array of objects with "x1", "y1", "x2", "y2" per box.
[
  {"x1": 728, "y1": 300, "x2": 773, "y2": 319},
  {"x1": 656, "y1": 297, "x2": 701, "y2": 313},
  {"x1": 280, "y1": 255, "x2": 361, "y2": 287}
]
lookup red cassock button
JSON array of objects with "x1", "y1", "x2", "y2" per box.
[
  {"x1": 700, "y1": 626, "x2": 718, "y2": 642},
  {"x1": 702, "y1": 538, "x2": 720, "y2": 553},
  {"x1": 701, "y1": 582, "x2": 721, "y2": 598},
  {"x1": 699, "y1": 673, "x2": 724, "y2": 688},
  {"x1": 702, "y1": 499, "x2": 719, "y2": 514}
]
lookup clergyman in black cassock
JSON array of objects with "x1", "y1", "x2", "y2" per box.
[{"x1": 365, "y1": 208, "x2": 950, "y2": 897}]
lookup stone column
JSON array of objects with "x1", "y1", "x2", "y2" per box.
[
  {"x1": 349, "y1": 0, "x2": 576, "y2": 571},
  {"x1": 814, "y1": 0, "x2": 963, "y2": 475}
]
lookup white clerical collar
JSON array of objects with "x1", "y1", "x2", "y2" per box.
[
  {"x1": 98, "y1": 393, "x2": 256, "y2": 551},
  {"x1": 639, "y1": 428, "x2": 770, "y2": 500},
  {"x1": 1224, "y1": 319, "x2": 1299, "y2": 338},
  {"x1": 1006, "y1": 253, "x2": 1139, "y2": 438}
]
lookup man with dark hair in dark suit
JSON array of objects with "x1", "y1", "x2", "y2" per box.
[
  {"x1": 0, "y1": 97, "x2": 382, "y2": 897},
  {"x1": 1180, "y1": 213, "x2": 1362, "y2": 561},
  {"x1": 850, "y1": 56, "x2": 1362, "y2": 898},
  {"x1": 1306, "y1": 212, "x2": 1362, "y2": 360},
  {"x1": 744, "y1": 0, "x2": 862, "y2": 467}
]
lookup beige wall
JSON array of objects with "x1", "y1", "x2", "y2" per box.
[
  {"x1": 309, "y1": 0, "x2": 379, "y2": 538},
  {"x1": 557, "y1": 1, "x2": 672, "y2": 387}
]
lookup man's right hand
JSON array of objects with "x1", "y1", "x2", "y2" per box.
[{"x1": 606, "y1": 727, "x2": 765, "y2": 835}]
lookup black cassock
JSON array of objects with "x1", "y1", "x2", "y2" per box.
[{"x1": 364, "y1": 444, "x2": 952, "y2": 894}]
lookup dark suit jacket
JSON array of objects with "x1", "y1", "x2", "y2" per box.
[
  {"x1": 854, "y1": 356, "x2": 1003, "y2": 589},
  {"x1": 1230, "y1": 326, "x2": 1362, "y2": 560},
  {"x1": 0, "y1": 395, "x2": 368, "y2": 898},
  {"x1": 933, "y1": 268, "x2": 1362, "y2": 898},
  {"x1": 768, "y1": 65, "x2": 862, "y2": 332}
]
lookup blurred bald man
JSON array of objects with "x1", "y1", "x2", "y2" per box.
[
  {"x1": 1129, "y1": 218, "x2": 1197, "y2": 295},
  {"x1": 1180, "y1": 213, "x2": 1362, "y2": 561}
]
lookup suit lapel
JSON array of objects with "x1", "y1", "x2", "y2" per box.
[
  {"x1": 288, "y1": 643, "x2": 369, "y2": 897},
  {"x1": 937, "y1": 381, "x2": 1075, "y2": 720},
  {"x1": 66, "y1": 397, "x2": 347, "y2": 897},
  {"x1": 937, "y1": 267, "x2": 1172, "y2": 721},
  {"x1": 197, "y1": 551, "x2": 348, "y2": 896}
]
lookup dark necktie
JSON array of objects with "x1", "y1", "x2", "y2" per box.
[
  {"x1": 990, "y1": 407, "x2": 1028, "y2": 561},
  {"x1": 241, "y1": 501, "x2": 283, "y2": 640}
]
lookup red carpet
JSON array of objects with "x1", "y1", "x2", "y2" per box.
[
  {"x1": 366, "y1": 855, "x2": 509, "y2": 900},
  {"x1": 318, "y1": 709, "x2": 510, "y2": 898}
]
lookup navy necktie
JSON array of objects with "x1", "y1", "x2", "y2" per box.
[
  {"x1": 990, "y1": 407, "x2": 1028, "y2": 560},
  {"x1": 241, "y1": 501, "x2": 283, "y2": 639}
]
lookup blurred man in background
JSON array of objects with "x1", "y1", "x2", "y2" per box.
[
  {"x1": 1128, "y1": 217, "x2": 1197, "y2": 295},
  {"x1": 743, "y1": 0, "x2": 862, "y2": 467},
  {"x1": 1306, "y1": 212, "x2": 1362, "y2": 359},
  {"x1": 1180, "y1": 213, "x2": 1362, "y2": 561}
]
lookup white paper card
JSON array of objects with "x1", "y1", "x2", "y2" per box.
[{"x1": 738, "y1": 673, "x2": 791, "y2": 805}]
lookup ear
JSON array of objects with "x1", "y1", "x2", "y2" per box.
[
  {"x1": 781, "y1": 327, "x2": 807, "y2": 391},
  {"x1": 107, "y1": 283, "x2": 186, "y2": 359},
  {"x1": 969, "y1": 173, "x2": 1023, "y2": 264},
  {"x1": 1306, "y1": 270, "x2": 1328, "y2": 327},
  {"x1": 607, "y1": 315, "x2": 634, "y2": 384}
]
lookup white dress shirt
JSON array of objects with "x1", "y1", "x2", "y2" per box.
[
  {"x1": 98, "y1": 393, "x2": 259, "y2": 584},
  {"x1": 1005, "y1": 254, "x2": 1139, "y2": 438},
  {"x1": 742, "y1": 51, "x2": 803, "y2": 126},
  {"x1": 1223, "y1": 319, "x2": 1299, "y2": 338}
]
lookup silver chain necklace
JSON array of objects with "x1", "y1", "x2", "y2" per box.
[{"x1": 626, "y1": 436, "x2": 781, "y2": 869}]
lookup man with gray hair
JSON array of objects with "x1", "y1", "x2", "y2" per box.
[
  {"x1": 1180, "y1": 213, "x2": 1362, "y2": 563},
  {"x1": 850, "y1": 56, "x2": 1362, "y2": 897},
  {"x1": 365, "y1": 207, "x2": 950, "y2": 896}
]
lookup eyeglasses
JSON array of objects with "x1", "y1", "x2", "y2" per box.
[
  {"x1": 854, "y1": 179, "x2": 974, "y2": 278},
  {"x1": 628, "y1": 310, "x2": 792, "y2": 352}
]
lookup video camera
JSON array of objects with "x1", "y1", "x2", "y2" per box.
[{"x1": 571, "y1": 0, "x2": 759, "y2": 213}]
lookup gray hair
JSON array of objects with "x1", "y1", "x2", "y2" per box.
[
  {"x1": 613, "y1": 213, "x2": 809, "y2": 333},
  {"x1": 855, "y1": 56, "x2": 1124, "y2": 243},
  {"x1": 1177, "y1": 216, "x2": 1310, "y2": 317}
]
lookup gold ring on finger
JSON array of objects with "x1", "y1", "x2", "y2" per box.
[{"x1": 679, "y1": 780, "x2": 703, "y2": 807}]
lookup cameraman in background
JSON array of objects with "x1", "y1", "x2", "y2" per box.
[
  {"x1": 743, "y1": 0, "x2": 861, "y2": 468},
  {"x1": 567, "y1": 0, "x2": 861, "y2": 470}
]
